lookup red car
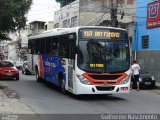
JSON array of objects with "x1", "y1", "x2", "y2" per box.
[{"x1": 0, "y1": 60, "x2": 19, "y2": 80}]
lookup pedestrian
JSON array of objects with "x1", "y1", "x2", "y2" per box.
[{"x1": 131, "y1": 60, "x2": 141, "y2": 91}]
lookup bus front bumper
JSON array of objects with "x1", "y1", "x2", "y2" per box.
[{"x1": 73, "y1": 81, "x2": 130, "y2": 95}]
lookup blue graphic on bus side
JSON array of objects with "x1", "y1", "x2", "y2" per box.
[{"x1": 42, "y1": 55, "x2": 66, "y2": 86}]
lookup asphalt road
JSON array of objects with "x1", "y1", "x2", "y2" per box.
[{"x1": 1, "y1": 71, "x2": 160, "y2": 115}]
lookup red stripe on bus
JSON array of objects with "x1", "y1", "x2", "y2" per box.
[
  {"x1": 38, "y1": 56, "x2": 44, "y2": 78},
  {"x1": 82, "y1": 73, "x2": 127, "y2": 86}
]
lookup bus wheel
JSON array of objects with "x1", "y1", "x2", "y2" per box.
[
  {"x1": 36, "y1": 68, "x2": 40, "y2": 82},
  {"x1": 59, "y1": 77, "x2": 66, "y2": 94}
]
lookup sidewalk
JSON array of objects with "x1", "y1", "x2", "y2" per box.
[{"x1": 0, "y1": 84, "x2": 35, "y2": 114}]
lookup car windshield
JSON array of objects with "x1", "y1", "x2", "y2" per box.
[
  {"x1": 15, "y1": 61, "x2": 23, "y2": 64},
  {"x1": 77, "y1": 39, "x2": 130, "y2": 73},
  {"x1": 0, "y1": 61, "x2": 14, "y2": 67}
]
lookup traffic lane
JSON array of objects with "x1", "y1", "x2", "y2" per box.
[{"x1": 2, "y1": 73, "x2": 160, "y2": 114}]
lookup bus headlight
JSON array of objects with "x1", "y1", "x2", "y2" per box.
[
  {"x1": 76, "y1": 75, "x2": 91, "y2": 85},
  {"x1": 120, "y1": 75, "x2": 130, "y2": 85}
]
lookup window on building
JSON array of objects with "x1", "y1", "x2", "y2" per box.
[
  {"x1": 71, "y1": 16, "x2": 77, "y2": 27},
  {"x1": 30, "y1": 25, "x2": 33, "y2": 30},
  {"x1": 63, "y1": 20, "x2": 69, "y2": 28},
  {"x1": 38, "y1": 22, "x2": 44, "y2": 29},
  {"x1": 142, "y1": 35, "x2": 149, "y2": 49}
]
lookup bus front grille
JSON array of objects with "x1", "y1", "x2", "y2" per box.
[
  {"x1": 88, "y1": 75, "x2": 121, "y2": 80},
  {"x1": 96, "y1": 86, "x2": 115, "y2": 91}
]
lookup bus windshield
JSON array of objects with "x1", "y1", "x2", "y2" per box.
[{"x1": 77, "y1": 39, "x2": 130, "y2": 73}]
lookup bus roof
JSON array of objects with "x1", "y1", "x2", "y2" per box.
[{"x1": 28, "y1": 26, "x2": 126, "y2": 40}]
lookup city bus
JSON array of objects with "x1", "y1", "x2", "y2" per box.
[{"x1": 27, "y1": 26, "x2": 131, "y2": 95}]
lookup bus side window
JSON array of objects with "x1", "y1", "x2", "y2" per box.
[
  {"x1": 46, "y1": 38, "x2": 51, "y2": 55},
  {"x1": 36, "y1": 39, "x2": 41, "y2": 54},
  {"x1": 59, "y1": 35, "x2": 67, "y2": 57},
  {"x1": 50, "y1": 37, "x2": 59, "y2": 56},
  {"x1": 30, "y1": 40, "x2": 35, "y2": 54}
]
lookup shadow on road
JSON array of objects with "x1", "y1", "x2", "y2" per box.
[{"x1": 69, "y1": 94, "x2": 126, "y2": 101}]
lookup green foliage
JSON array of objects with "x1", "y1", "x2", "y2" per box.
[
  {"x1": 0, "y1": 0, "x2": 32, "y2": 34},
  {"x1": 56, "y1": 0, "x2": 63, "y2": 3}
]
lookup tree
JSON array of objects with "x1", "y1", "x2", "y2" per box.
[
  {"x1": 0, "y1": 0, "x2": 32, "y2": 39},
  {"x1": 56, "y1": 0, "x2": 63, "y2": 3}
]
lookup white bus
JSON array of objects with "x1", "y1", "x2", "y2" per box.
[{"x1": 27, "y1": 26, "x2": 131, "y2": 95}]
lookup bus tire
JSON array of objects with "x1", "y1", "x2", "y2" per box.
[
  {"x1": 59, "y1": 75, "x2": 66, "y2": 94},
  {"x1": 35, "y1": 68, "x2": 40, "y2": 82}
]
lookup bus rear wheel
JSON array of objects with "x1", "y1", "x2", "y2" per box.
[{"x1": 36, "y1": 68, "x2": 41, "y2": 82}]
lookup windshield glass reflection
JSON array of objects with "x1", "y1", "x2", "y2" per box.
[{"x1": 77, "y1": 39, "x2": 130, "y2": 73}]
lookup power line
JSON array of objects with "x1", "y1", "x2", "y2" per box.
[{"x1": 95, "y1": 3, "x2": 110, "y2": 25}]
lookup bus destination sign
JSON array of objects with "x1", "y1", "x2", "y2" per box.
[{"x1": 79, "y1": 29, "x2": 127, "y2": 40}]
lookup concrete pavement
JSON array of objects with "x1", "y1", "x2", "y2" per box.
[{"x1": 0, "y1": 84, "x2": 35, "y2": 114}]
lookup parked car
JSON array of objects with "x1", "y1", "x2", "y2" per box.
[
  {"x1": 14, "y1": 60, "x2": 23, "y2": 69},
  {"x1": 132, "y1": 71, "x2": 156, "y2": 89},
  {"x1": 22, "y1": 61, "x2": 31, "y2": 75},
  {"x1": 139, "y1": 72, "x2": 156, "y2": 88},
  {"x1": 0, "y1": 60, "x2": 19, "y2": 80}
]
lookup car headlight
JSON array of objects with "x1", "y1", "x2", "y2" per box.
[
  {"x1": 120, "y1": 75, "x2": 130, "y2": 85},
  {"x1": 151, "y1": 76, "x2": 155, "y2": 81},
  {"x1": 76, "y1": 74, "x2": 91, "y2": 85}
]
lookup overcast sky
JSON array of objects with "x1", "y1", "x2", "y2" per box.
[{"x1": 27, "y1": 0, "x2": 60, "y2": 23}]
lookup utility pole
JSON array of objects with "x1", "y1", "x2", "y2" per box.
[
  {"x1": 110, "y1": 0, "x2": 118, "y2": 27},
  {"x1": 18, "y1": 29, "x2": 21, "y2": 60}
]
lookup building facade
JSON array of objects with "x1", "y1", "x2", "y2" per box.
[
  {"x1": 0, "y1": 40, "x2": 8, "y2": 60},
  {"x1": 54, "y1": 0, "x2": 135, "y2": 37},
  {"x1": 28, "y1": 21, "x2": 45, "y2": 36},
  {"x1": 133, "y1": 0, "x2": 160, "y2": 81},
  {"x1": 54, "y1": 0, "x2": 79, "y2": 28},
  {"x1": 8, "y1": 26, "x2": 28, "y2": 61}
]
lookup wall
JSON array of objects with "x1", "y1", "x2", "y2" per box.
[{"x1": 133, "y1": 0, "x2": 160, "y2": 81}]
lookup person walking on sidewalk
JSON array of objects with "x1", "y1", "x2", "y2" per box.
[{"x1": 131, "y1": 60, "x2": 141, "y2": 91}]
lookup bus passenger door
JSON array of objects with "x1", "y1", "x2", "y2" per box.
[{"x1": 67, "y1": 39, "x2": 76, "y2": 90}]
